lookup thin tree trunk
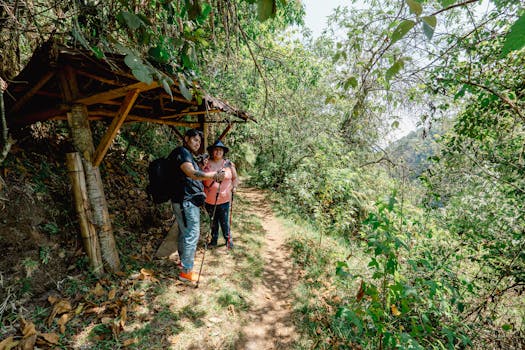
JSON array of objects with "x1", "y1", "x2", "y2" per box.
[
  {"x1": 0, "y1": 77, "x2": 13, "y2": 164},
  {"x1": 67, "y1": 104, "x2": 121, "y2": 272}
]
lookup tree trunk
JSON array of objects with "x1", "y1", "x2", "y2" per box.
[
  {"x1": 67, "y1": 104, "x2": 121, "y2": 272},
  {"x1": 66, "y1": 152, "x2": 104, "y2": 274}
]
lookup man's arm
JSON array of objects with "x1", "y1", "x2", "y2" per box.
[{"x1": 180, "y1": 162, "x2": 224, "y2": 182}]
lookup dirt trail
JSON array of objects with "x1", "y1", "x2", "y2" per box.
[{"x1": 235, "y1": 188, "x2": 299, "y2": 350}]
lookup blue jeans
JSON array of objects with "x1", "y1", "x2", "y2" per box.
[
  {"x1": 205, "y1": 202, "x2": 231, "y2": 246},
  {"x1": 172, "y1": 201, "x2": 200, "y2": 272}
]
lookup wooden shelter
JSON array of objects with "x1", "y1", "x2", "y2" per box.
[
  {"x1": 5, "y1": 42, "x2": 254, "y2": 165},
  {"x1": 4, "y1": 42, "x2": 253, "y2": 275}
]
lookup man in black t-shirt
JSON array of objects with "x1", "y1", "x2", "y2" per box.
[{"x1": 169, "y1": 129, "x2": 225, "y2": 282}]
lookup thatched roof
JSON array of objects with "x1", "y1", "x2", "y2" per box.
[{"x1": 5, "y1": 42, "x2": 254, "y2": 129}]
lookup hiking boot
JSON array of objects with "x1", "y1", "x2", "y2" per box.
[{"x1": 178, "y1": 271, "x2": 198, "y2": 282}]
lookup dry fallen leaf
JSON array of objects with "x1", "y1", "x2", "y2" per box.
[
  {"x1": 57, "y1": 313, "x2": 72, "y2": 334},
  {"x1": 84, "y1": 305, "x2": 107, "y2": 314},
  {"x1": 47, "y1": 300, "x2": 72, "y2": 327},
  {"x1": 140, "y1": 268, "x2": 154, "y2": 276},
  {"x1": 47, "y1": 295, "x2": 59, "y2": 305},
  {"x1": 122, "y1": 338, "x2": 138, "y2": 347},
  {"x1": 108, "y1": 289, "x2": 117, "y2": 300},
  {"x1": 93, "y1": 283, "x2": 106, "y2": 297},
  {"x1": 39, "y1": 332, "x2": 59, "y2": 345},
  {"x1": 120, "y1": 306, "x2": 127, "y2": 328},
  {"x1": 0, "y1": 336, "x2": 19, "y2": 350},
  {"x1": 18, "y1": 334, "x2": 36, "y2": 350},
  {"x1": 391, "y1": 304, "x2": 401, "y2": 316},
  {"x1": 20, "y1": 318, "x2": 37, "y2": 338}
]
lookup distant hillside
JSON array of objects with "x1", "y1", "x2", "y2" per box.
[{"x1": 387, "y1": 124, "x2": 447, "y2": 178}]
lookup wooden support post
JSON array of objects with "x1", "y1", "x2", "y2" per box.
[
  {"x1": 93, "y1": 89, "x2": 140, "y2": 167},
  {"x1": 60, "y1": 66, "x2": 121, "y2": 273},
  {"x1": 66, "y1": 152, "x2": 103, "y2": 275},
  {"x1": 218, "y1": 123, "x2": 233, "y2": 141},
  {"x1": 67, "y1": 104, "x2": 121, "y2": 272},
  {"x1": 202, "y1": 121, "x2": 209, "y2": 152}
]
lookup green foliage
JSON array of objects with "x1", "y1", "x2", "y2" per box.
[
  {"x1": 22, "y1": 258, "x2": 39, "y2": 278},
  {"x1": 387, "y1": 125, "x2": 446, "y2": 179},
  {"x1": 39, "y1": 222, "x2": 60, "y2": 236},
  {"x1": 501, "y1": 13, "x2": 525, "y2": 57},
  {"x1": 334, "y1": 196, "x2": 471, "y2": 349},
  {"x1": 39, "y1": 246, "x2": 51, "y2": 265},
  {"x1": 257, "y1": 0, "x2": 276, "y2": 21}
]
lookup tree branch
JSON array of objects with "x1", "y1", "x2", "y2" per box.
[
  {"x1": 430, "y1": 0, "x2": 481, "y2": 17},
  {"x1": 460, "y1": 79, "x2": 525, "y2": 122}
]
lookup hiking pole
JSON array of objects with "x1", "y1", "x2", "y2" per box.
[
  {"x1": 195, "y1": 180, "x2": 222, "y2": 289},
  {"x1": 227, "y1": 188, "x2": 234, "y2": 249}
]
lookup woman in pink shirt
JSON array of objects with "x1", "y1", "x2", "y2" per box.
[{"x1": 203, "y1": 140, "x2": 239, "y2": 248}]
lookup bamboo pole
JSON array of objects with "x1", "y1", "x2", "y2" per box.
[{"x1": 66, "y1": 152, "x2": 103, "y2": 274}]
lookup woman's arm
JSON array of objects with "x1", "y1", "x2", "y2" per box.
[{"x1": 230, "y1": 162, "x2": 239, "y2": 191}]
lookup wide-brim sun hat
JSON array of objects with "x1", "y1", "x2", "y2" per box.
[{"x1": 207, "y1": 140, "x2": 229, "y2": 154}]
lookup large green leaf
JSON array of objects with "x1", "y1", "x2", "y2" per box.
[
  {"x1": 406, "y1": 0, "x2": 423, "y2": 16},
  {"x1": 501, "y1": 13, "x2": 525, "y2": 57},
  {"x1": 124, "y1": 54, "x2": 143, "y2": 70},
  {"x1": 177, "y1": 74, "x2": 193, "y2": 101},
  {"x1": 197, "y1": 2, "x2": 212, "y2": 25},
  {"x1": 258, "y1": 0, "x2": 276, "y2": 21},
  {"x1": 120, "y1": 11, "x2": 142, "y2": 30},
  {"x1": 148, "y1": 46, "x2": 170, "y2": 64},
  {"x1": 344, "y1": 76, "x2": 358, "y2": 90},
  {"x1": 422, "y1": 15, "x2": 437, "y2": 40},
  {"x1": 161, "y1": 78, "x2": 173, "y2": 100},
  {"x1": 391, "y1": 20, "x2": 415, "y2": 44},
  {"x1": 182, "y1": 46, "x2": 198, "y2": 69},
  {"x1": 385, "y1": 59, "x2": 405, "y2": 81},
  {"x1": 132, "y1": 68, "x2": 153, "y2": 85}
]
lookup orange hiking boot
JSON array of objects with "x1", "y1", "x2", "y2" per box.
[{"x1": 178, "y1": 270, "x2": 198, "y2": 282}]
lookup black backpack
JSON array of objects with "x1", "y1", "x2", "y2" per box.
[{"x1": 146, "y1": 157, "x2": 174, "y2": 204}]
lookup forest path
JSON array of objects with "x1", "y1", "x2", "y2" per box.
[{"x1": 234, "y1": 187, "x2": 300, "y2": 350}]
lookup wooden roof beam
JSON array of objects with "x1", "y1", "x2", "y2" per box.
[
  {"x1": 160, "y1": 93, "x2": 199, "y2": 105},
  {"x1": 93, "y1": 89, "x2": 140, "y2": 167},
  {"x1": 160, "y1": 109, "x2": 220, "y2": 120},
  {"x1": 126, "y1": 115, "x2": 200, "y2": 128},
  {"x1": 76, "y1": 69, "x2": 127, "y2": 87},
  {"x1": 9, "y1": 70, "x2": 55, "y2": 114},
  {"x1": 98, "y1": 99, "x2": 152, "y2": 110},
  {"x1": 75, "y1": 81, "x2": 158, "y2": 106}
]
